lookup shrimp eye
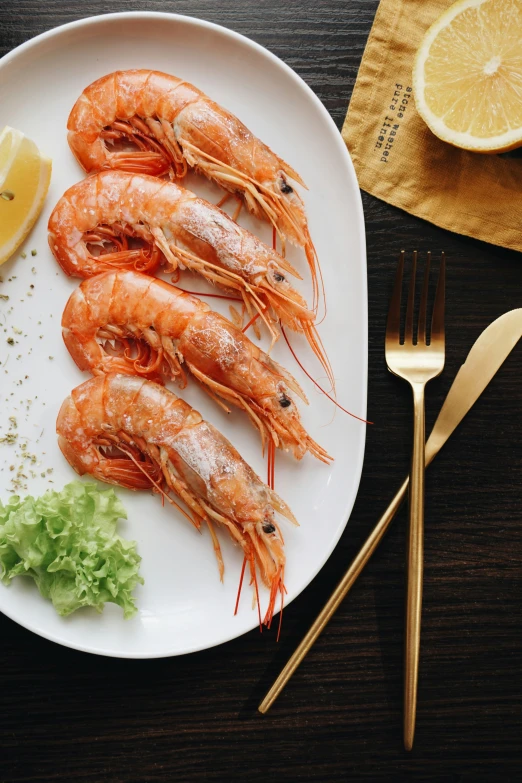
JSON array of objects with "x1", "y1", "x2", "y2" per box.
[
  {"x1": 280, "y1": 179, "x2": 293, "y2": 194},
  {"x1": 263, "y1": 523, "x2": 276, "y2": 534},
  {"x1": 274, "y1": 272, "x2": 285, "y2": 283},
  {"x1": 279, "y1": 394, "x2": 291, "y2": 408}
]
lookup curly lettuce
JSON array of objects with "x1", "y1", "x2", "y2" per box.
[{"x1": 0, "y1": 481, "x2": 142, "y2": 618}]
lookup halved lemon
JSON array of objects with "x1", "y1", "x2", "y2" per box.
[
  {"x1": 413, "y1": 0, "x2": 522, "y2": 153},
  {"x1": 0, "y1": 126, "x2": 52, "y2": 265}
]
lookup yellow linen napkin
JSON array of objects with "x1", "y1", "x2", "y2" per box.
[{"x1": 342, "y1": 0, "x2": 522, "y2": 252}]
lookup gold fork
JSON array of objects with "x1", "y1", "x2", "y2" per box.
[{"x1": 385, "y1": 250, "x2": 446, "y2": 751}]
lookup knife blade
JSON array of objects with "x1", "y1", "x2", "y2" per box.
[{"x1": 426, "y1": 307, "x2": 522, "y2": 463}]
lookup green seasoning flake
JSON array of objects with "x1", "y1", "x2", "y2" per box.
[
  {"x1": 0, "y1": 481, "x2": 143, "y2": 618},
  {"x1": 30, "y1": 249, "x2": 37, "y2": 257},
  {"x1": 0, "y1": 190, "x2": 14, "y2": 201}
]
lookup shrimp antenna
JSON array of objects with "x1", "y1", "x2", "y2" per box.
[{"x1": 281, "y1": 325, "x2": 372, "y2": 425}]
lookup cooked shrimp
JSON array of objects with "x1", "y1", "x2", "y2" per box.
[
  {"x1": 48, "y1": 170, "x2": 331, "y2": 383},
  {"x1": 67, "y1": 69, "x2": 320, "y2": 304},
  {"x1": 62, "y1": 270, "x2": 331, "y2": 463},
  {"x1": 57, "y1": 373, "x2": 297, "y2": 625}
]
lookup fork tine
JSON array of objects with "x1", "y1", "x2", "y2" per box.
[
  {"x1": 431, "y1": 252, "x2": 446, "y2": 346},
  {"x1": 386, "y1": 250, "x2": 404, "y2": 342},
  {"x1": 404, "y1": 250, "x2": 417, "y2": 344},
  {"x1": 417, "y1": 251, "x2": 431, "y2": 345}
]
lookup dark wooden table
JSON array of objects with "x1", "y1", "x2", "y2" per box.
[{"x1": 1, "y1": 2, "x2": 521, "y2": 781}]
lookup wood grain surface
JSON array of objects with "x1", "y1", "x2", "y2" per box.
[{"x1": 1, "y1": 2, "x2": 521, "y2": 781}]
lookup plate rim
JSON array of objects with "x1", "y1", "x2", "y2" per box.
[{"x1": 0, "y1": 10, "x2": 368, "y2": 658}]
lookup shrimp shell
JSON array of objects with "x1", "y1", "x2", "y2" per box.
[
  {"x1": 56, "y1": 373, "x2": 297, "y2": 625},
  {"x1": 67, "y1": 69, "x2": 320, "y2": 306},
  {"x1": 62, "y1": 270, "x2": 331, "y2": 463},
  {"x1": 48, "y1": 170, "x2": 332, "y2": 383}
]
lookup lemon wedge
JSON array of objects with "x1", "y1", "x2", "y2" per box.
[
  {"x1": 413, "y1": 0, "x2": 522, "y2": 153},
  {"x1": 0, "y1": 126, "x2": 52, "y2": 265}
]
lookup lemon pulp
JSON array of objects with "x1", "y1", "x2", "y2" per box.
[
  {"x1": 0, "y1": 126, "x2": 52, "y2": 265},
  {"x1": 413, "y1": 0, "x2": 522, "y2": 153}
]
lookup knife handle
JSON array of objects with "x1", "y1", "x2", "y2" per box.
[{"x1": 258, "y1": 473, "x2": 410, "y2": 714}]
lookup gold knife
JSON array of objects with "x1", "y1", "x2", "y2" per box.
[{"x1": 259, "y1": 308, "x2": 522, "y2": 714}]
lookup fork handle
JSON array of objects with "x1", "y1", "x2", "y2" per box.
[{"x1": 404, "y1": 382, "x2": 426, "y2": 751}]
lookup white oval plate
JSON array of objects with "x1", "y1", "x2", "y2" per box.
[{"x1": 0, "y1": 12, "x2": 366, "y2": 657}]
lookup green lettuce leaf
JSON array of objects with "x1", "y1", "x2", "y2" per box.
[{"x1": 0, "y1": 481, "x2": 143, "y2": 618}]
